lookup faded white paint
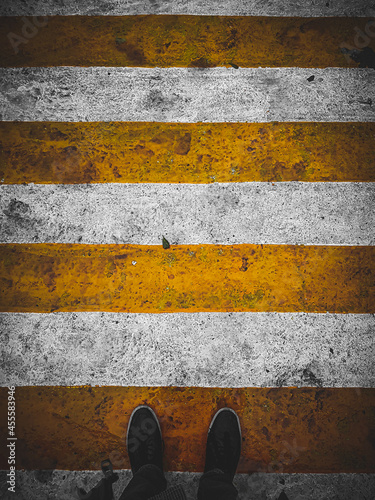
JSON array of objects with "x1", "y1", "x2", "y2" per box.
[
  {"x1": 1, "y1": 312, "x2": 373, "y2": 387},
  {"x1": 1, "y1": 470, "x2": 374, "y2": 500},
  {"x1": 1, "y1": 68, "x2": 374, "y2": 122},
  {"x1": 0, "y1": 1, "x2": 374, "y2": 494},
  {"x1": 0, "y1": 0, "x2": 373, "y2": 16},
  {"x1": 0, "y1": 183, "x2": 373, "y2": 245}
]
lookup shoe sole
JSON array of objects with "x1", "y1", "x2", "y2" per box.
[
  {"x1": 208, "y1": 407, "x2": 242, "y2": 441},
  {"x1": 126, "y1": 404, "x2": 163, "y2": 454}
]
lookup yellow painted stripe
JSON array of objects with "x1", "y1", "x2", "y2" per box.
[
  {"x1": 0, "y1": 244, "x2": 373, "y2": 313},
  {"x1": 1, "y1": 122, "x2": 374, "y2": 184},
  {"x1": 0, "y1": 386, "x2": 374, "y2": 472},
  {"x1": 1, "y1": 16, "x2": 373, "y2": 68}
]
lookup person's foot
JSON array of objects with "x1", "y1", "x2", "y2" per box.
[
  {"x1": 126, "y1": 405, "x2": 164, "y2": 474},
  {"x1": 204, "y1": 408, "x2": 241, "y2": 481}
]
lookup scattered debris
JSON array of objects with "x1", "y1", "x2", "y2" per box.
[
  {"x1": 229, "y1": 62, "x2": 239, "y2": 69},
  {"x1": 307, "y1": 75, "x2": 315, "y2": 82},
  {"x1": 162, "y1": 236, "x2": 170, "y2": 249},
  {"x1": 239, "y1": 256, "x2": 249, "y2": 271}
]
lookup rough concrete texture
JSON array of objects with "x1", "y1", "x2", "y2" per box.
[
  {"x1": 0, "y1": 183, "x2": 373, "y2": 245},
  {"x1": 0, "y1": 67, "x2": 374, "y2": 122},
  {"x1": 0, "y1": 1, "x2": 374, "y2": 495},
  {"x1": 0, "y1": 312, "x2": 373, "y2": 387},
  {"x1": 1, "y1": 470, "x2": 375, "y2": 500},
  {"x1": 0, "y1": 0, "x2": 374, "y2": 16}
]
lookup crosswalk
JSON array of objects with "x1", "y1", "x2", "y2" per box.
[{"x1": 0, "y1": 1, "x2": 374, "y2": 498}]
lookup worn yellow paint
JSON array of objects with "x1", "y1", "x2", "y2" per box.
[
  {"x1": 1, "y1": 122, "x2": 374, "y2": 184},
  {"x1": 0, "y1": 386, "x2": 374, "y2": 472},
  {"x1": 1, "y1": 16, "x2": 373, "y2": 67},
  {"x1": 0, "y1": 244, "x2": 373, "y2": 313}
]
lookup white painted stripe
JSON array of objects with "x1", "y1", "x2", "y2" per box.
[
  {"x1": 1, "y1": 312, "x2": 373, "y2": 387},
  {"x1": 0, "y1": 183, "x2": 373, "y2": 245},
  {"x1": 1, "y1": 68, "x2": 374, "y2": 123},
  {"x1": 0, "y1": 0, "x2": 373, "y2": 16},
  {"x1": 3, "y1": 470, "x2": 375, "y2": 499}
]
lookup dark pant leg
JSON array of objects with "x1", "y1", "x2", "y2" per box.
[
  {"x1": 119, "y1": 464, "x2": 167, "y2": 500},
  {"x1": 77, "y1": 475, "x2": 118, "y2": 500},
  {"x1": 197, "y1": 468, "x2": 238, "y2": 500}
]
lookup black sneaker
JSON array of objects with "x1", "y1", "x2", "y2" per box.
[
  {"x1": 126, "y1": 405, "x2": 164, "y2": 474},
  {"x1": 277, "y1": 492, "x2": 289, "y2": 500},
  {"x1": 204, "y1": 408, "x2": 241, "y2": 481}
]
